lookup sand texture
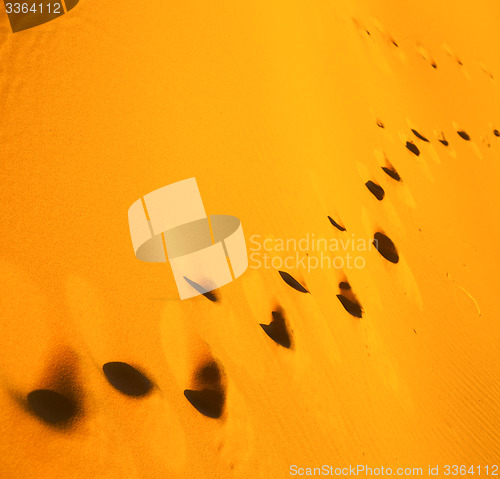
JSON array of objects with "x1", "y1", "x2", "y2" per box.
[{"x1": 1, "y1": 1, "x2": 499, "y2": 477}]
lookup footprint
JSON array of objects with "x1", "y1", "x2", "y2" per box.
[
  {"x1": 278, "y1": 271, "x2": 309, "y2": 293},
  {"x1": 411, "y1": 129, "x2": 429, "y2": 142},
  {"x1": 184, "y1": 389, "x2": 225, "y2": 419},
  {"x1": 22, "y1": 348, "x2": 83, "y2": 429},
  {"x1": 481, "y1": 134, "x2": 491, "y2": 148},
  {"x1": 438, "y1": 132, "x2": 449, "y2": 146},
  {"x1": 27, "y1": 389, "x2": 78, "y2": 427},
  {"x1": 336, "y1": 280, "x2": 363, "y2": 318},
  {"x1": 102, "y1": 362, "x2": 153, "y2": 398},
  {"x1": 373, "y1": 232, "x2": 399, "y2": 264},
  {"x1": 494, "y1": 129, "x2": 500, "y2": 137},
  {"x1": 184, "y1": 359, "x2": 226, "y2": 419},
  {"x1": 479, "y1": 62, "x2": 494, "y2": 80},
  {"x1": 406, "y1": 141, "x2": 420, "y2": 156},
  {"x1": 159, "y1": 302, "x2": 227, "y2": 421},
  {"x1": 415, "y1": 43, "x2": 437, "y2": 69},
  {"x1": 159, "y1": 303, "x2": 253, "y2": 471},
  {"x1": 457, "y1": 130, "x2": 471, "y2": 141},
  {"x1": 352, "y1": 18, "x2": 370, "y2": 40},
  {"x1": 184, "y1": 276, "x2": 219, "y2": 302},
  {"x1": 328, "y1": 216, "x2": 346, "y2": 231},
  {"x1": 365, "y1": 181, "x2": 385, "y2": 200},
  {"x1": 381, "y1": 166, "x2": 401, "y2": 182},
  {"x1": 375, "y1": 150, "x2": 402, "y2": 182},
  {"x1": 260, "y1": 306, "x2": 293, "y2": 349}
]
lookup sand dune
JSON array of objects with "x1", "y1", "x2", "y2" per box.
[{"x1": 1, "y1": 1, "x2": 499, "y2": 477}]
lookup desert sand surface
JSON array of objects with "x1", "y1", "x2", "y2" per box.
[{"x1": 1, "y1": 1, "x2": 500, "y2": 478}]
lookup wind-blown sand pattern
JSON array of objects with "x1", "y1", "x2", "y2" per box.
[{"x1": 1, "y1": 1, "x2": 500, "y2": 478}]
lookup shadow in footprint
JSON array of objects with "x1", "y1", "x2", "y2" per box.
[
  {"x1": 439, "y1": 133, "x2": 449, "y2": 146},
  {"x1": 27, "y1": 389, "x2": 78, "y2": 428},
  {"x1": 184, "y1": 390, "x2": 225, "y2": 419},
  {"x1": 328, "y1": 216, "x2": 346, "y2": 231},
  {"x1": 279, "y1": 271, "x2": 309, "y2": 293},
  {"x1": 336, "y1": 281, "x2": 363, "y2": 318},
  {"x1": 184, "y1": 360, "x2": 226, "y2": 419},
  {"x1": 22, "y1": 348, "x2": 83, "y2": 429},
  {"x1": 457, "y1": 130, "x2": 470, "y2": 141},
  {"x1": 494, "y1": 129, "x2": 500, "y2": 137},
  {"x1": 184, "y1": 276, "x2": 219, "y2": 302},
  {"x1": 406, "y1": 141, "x2": 420, "y2": 156},
  {"x1": 412, "y1": 129, "x2": 429, "y2": 142},
  {"x1": 260, "y1": 307, "x2": 293, "y2": 349},
  {"x1": 103, "y1": 362, "x2": 153, "y2": 398},
  {"x1": 373, "y1": 232, "x2": 399, "y2": 263},
  {"x1": 381, "y1": 166, "x2": 401, "y2": 181},
  {"x1": 366, "y1": 181, "x2": 385, "y2": 200}
]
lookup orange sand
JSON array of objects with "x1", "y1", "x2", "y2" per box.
[{"x1": 1, "y1": 1, "x2": 499, "y2": 478}]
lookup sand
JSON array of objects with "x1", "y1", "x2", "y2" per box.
[{"x1": 1, "y1": 1, "x2": 499, "y2": 477}]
